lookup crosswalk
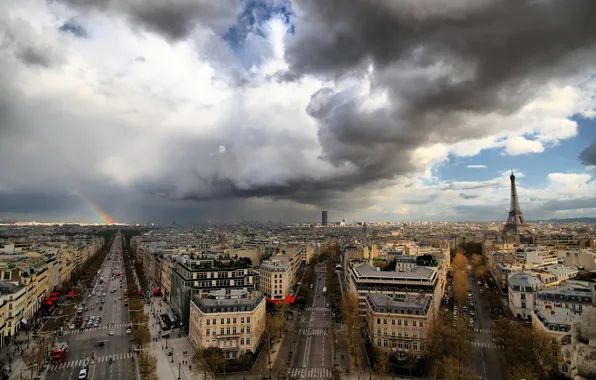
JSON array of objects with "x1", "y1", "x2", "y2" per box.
[
  {"x1": 49, "y1": 352, "x2": 134, "y2": 370},
  {"x1": 288, "y1": 367, "x2": 333, "y2": 379},
  {"x1": 298, "y1": 329, "x2": 329, "y2": 336},
  {"x1": 305, "y1": 307, "x2": 329, "y2": 312},
  {"x1": 471, "y1": 341, "x2": 502, "y2": 350},
  {"x1": 63, "y1": 323, "x2": 129, "y2": 335},
  {"x1": 472, "y1": 328, "x2": 491, "y2": 334}
]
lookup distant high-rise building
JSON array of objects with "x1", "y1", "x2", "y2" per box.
[{"x1": 322, "y1": 210, "x2": 328, "y2": 226}]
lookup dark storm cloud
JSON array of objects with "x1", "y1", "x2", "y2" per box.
[
  {"x1": 278, "y1": 0, "x2": 596, "y2": 192},
  {"x1": 579, "y1": 140, "x2": 596, "y2": 166},
  {"x1": 57, "y1": 0, "x2": 240, "y2": 41}
]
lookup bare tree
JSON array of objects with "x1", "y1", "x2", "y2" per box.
[
  {"x1": 138, "y1": 350, "x2": 157, "y2": 380},
  {"x1": 373, "y1": 348, "x2": 390, "y2": 380},
  {"x1": 341, "y1": 292, "x2": 365, "y2": 367},
  {"x1": 507, "y1": 363, "x2": 540, "y2": 380},
  {"x1": 193, "y1": 347, "x2": 225, "y2": 380}
]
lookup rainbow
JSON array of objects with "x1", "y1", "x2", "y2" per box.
[{"x1": 76, "y1": 193, "x2": 116, "y2": 224}]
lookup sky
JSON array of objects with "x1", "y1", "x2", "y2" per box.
[{"x1": 0, "y1": 0, "x2": 595, "y2": 224}]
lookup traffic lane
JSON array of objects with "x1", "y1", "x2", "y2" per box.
[
  {"x1": 470, "y1": 346, "x2": 488, "y2": 380},
  {"x1": 93, "y1": 357, "x2": 134, "y2": 380},
  {"x1": 46, "y1": 366, "x2": 76, "y2": 380}
]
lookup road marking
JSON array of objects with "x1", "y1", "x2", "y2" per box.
[
  {"x1": 471, "y1": 341, "x2": 502, "y2": 350},
  {"x1": 299, "y1": 328, "x2": 329, "y2": 336},
  {"x1": 305, "y1": 307, "x2": 329, "y2": 312},
  {"x1": 49, "y1": 352, "x2": 133, "y2": 370},
  {"x1": 472, "y1": 328, "x2": 491, "y2": 334},
  {"x1": 288, "y1": 367, "x2": 332, "y2": 379}
]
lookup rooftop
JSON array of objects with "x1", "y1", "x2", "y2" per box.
[
  {"x1": 353, "y1": 263, "x2": 437, "y2": 282},
  {"x1": 508, "y1": 272, "x2": 542, "y2": 288},
  {"x1": 366, "y1": 293, "x2": 431, "y2": 316},
  {"x1": 191, "y1": 290, "x2": 265, "y2": 313}
]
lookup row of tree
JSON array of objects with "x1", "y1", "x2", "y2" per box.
[{"x1": 122, "y1": 235, "x2": 158, "y2": 380}]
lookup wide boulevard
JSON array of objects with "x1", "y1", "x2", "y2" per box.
[{"x1": 46, "y1": 232, "x2": 135, "y2": 380}]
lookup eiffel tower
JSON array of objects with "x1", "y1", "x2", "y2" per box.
[{"x1": 503, "y1": 170, "x2": 532, "y2": 236}]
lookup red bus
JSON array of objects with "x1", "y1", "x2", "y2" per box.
[{"x1": 52, "y1": 342, "x2": 69, "y2": 363}]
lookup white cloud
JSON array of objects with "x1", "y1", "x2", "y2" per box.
[
  {"x1": 503, "y1": 136, "x2": 545, "y2": 156},
  {"x1": 466, "y1": 165, "x2": 487, "y2": 169}
]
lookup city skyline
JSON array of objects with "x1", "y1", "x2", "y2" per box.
[{"x1": 1, "y1": 0, "x2": 595, "y2": 224}]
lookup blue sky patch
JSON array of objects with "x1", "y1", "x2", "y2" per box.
[{"x1": 59, "y1": 20, "x2": 88, "y2": 38}]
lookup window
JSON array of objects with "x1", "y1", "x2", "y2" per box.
[
  {"x1": 383, "y1": 319, "x2": 387, "y2": 324},
  {"x1": 405, "y1": 342, "x2": 410, "y2": 350},
  {"x1": 241, "y1": 326, "x2": 245, "y2": 333},
  {"x1": 420, "y1": 344, "x2": 425, "y2": 351},
  {"x1": 412, "y1": 321, "x2": 417, "y2": 327},
  {"x1": 247, "y1": 326, "x2": 251, "y2": 333},
  {"x1": 383, "y1": 340, "x2": 388, "y2": 348},
  {"x1": 413, "y1": 343, "x2": 418, "y2": 351},
  {"x1": 221, "y1": 318, "x2": 225, "y2": 324},
  {"x1": 377, "y1": 318, "x2": 381, "y2": 324},
  {"x1": 227, "y1": 318, "x2": 231, "y2": 324},
  {"x1": 240, "y1": 338, "x2": 245, "y2": 345},
  {"x1": 521, "y1": 302, "x2": 527, "y2": 309},
  {"x1": 233, "y1": 326, "x2": 237, "y2": 334},
  {"x1": 247, "y1": 317, "x2": 251, "y2": 323},
  {"x1": 213, "y1": 319, "x2": 216, "y2": 325},
  {"x1": 398, "y1": 320, "x2": 402, "y2": 326},
  {"x1": 377, "y1": 339, "x2": 382, "y2": 347},
  {"x1": 206, "y1": 329, "x2": 210, "y2": 336},
  {"x1": 377, "y1": 328, "x2": 381, "y2": 335},
  {"x1": 562, "y1": 364, "x2": 568, "y2": 373},
  {"x1": 241, "y1": 317, "x2": 245, "y2": 323},
  {"x1": 246, "y1": 337, "x2": 250, "y2": 345},
  {"x1": 391, "y1": 319, "x2": 395, "y2": 325},
  {"x1": 383, "y1": 328, "x2": 387, "y2": 336},
  {"x1": 419, "y1": 321, "x2": 424, "y2": 328},
  {"x1": 233, "y1": 318, "x2": 236, "y2": 323},
  {"x1": 404, "y1": 320, "x2": 408, "y2": 326},
  {"x1": 220, "y1": 328, "x2": 224, "y2": 335},
  {"x1": 206, "y1": 320, "x2": 210, "y2": 326}
]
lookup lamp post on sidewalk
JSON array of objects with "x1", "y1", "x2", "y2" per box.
[{"x1": 178, "y1": 362, "x2": 181, "y2": 380}]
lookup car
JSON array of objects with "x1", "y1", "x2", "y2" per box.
[
  {"x1": 78, "y1": 369, "x2": 88, "y2": 379},
  {"x1": 126, "y1": 327, "x2": 132, "y2": 334},
  {"x1": 493, "y1": 338, "x2": 504, "y2": 344},
  {"x1": 326, "y1": 303, "x2": 330, "y2": 308},
  {"x1": 94, "y1": 322, "x2": 99, "y2": 327},
  {"x1": 124, "y1": 302, "x2": 128, "y2": 306}
]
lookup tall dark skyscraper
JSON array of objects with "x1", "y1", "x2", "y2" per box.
[{"x1": 321, "y1": 210, "x2": 328, "y2": 226}]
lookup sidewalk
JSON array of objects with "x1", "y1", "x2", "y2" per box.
[{"x1": 145, "y1": 299, "x2": 202, "y2": 380}]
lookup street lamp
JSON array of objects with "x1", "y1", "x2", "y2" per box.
[
  {"x1": 171, "y1": 348, "x2": 174, "y2": 363},
  {"x1": 178, "y1": 362, "x2": 181, "y2": 380}
]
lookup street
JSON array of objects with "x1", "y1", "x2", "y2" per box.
[
  {"x1": 46, "y1": 232, "x2": 135, "y2": 380},
  {"x1": 290, "y1": 264, "x2": 334, "y2": 379},
  {"x1": 467, "y1": 270, "x2": 505, "y2": 380}
]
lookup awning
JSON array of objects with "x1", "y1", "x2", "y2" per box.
[
  {"x1": 266, "y1": 295, "x2": 296, "y2": 305},
  {"x1": 21, "y1": 318, "x2": 28, "y2": 325},
  {"x1": 136, "y1": 261, "x2": 142, "y2": 265},
  {"x1": 67, "y1": 291, "x2": 76, "y2": 297},
  {"x1": 137, "y1": 291, "x2": 143, "y2": 295},
  {"x1": 152, "y1": 289, "x2": 162, "y2": 295},
  {"x1": 48, "y1": 297, "x2": 59, "y2": 302},
  {"x1": 50, "y1": 292, "x2": 60, "y2": 297},
  {"x1": 43, "y1": 300, "x2": 53, "y2": 305}
]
